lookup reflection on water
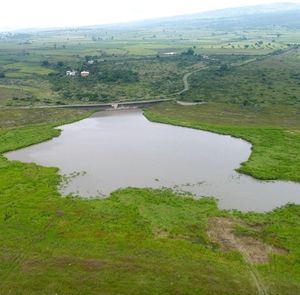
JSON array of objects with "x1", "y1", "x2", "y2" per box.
[{"x1": 5, "y1": 109, "x2": 300, "y2": 212}]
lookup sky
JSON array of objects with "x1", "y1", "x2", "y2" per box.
[{"x1": 1, "y1": 0, "x2": 300, "y2": 30}]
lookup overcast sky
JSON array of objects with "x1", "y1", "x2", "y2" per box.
[{"x1": 1, "y1": 0, "x2": 300, "y2": 30}]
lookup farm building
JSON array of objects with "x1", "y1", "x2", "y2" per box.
[
  {"x1": 80, "y1": 71, "x2": 90, "y2": 77},
  {"x1": 66, "y1": 70, "x2": 77, "y2": 76}
]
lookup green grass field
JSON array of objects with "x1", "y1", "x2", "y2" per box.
[
  {"x1": 0, "y1": 107, "x2": 300, "y2": 294},
  {"x1": 183, "y1": 48, "x2": 300, "y2": 106}
]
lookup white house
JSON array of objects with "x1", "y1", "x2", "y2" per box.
[
  {"x1": 87, "y1": 60, "x2": 94, "y2": 65},
  {"x1": 164, "y1": 52, "x2": 177, "y2": 55},
  {"x1": 66, "y1": 70, "x2": 77, "y2": 76},
  {"x1": 80, "y1": 71, "x2": 90, "y2": 77}
]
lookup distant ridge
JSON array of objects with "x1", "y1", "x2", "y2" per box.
[
  {"x1": 115, "y1": 2, "x2": 300, "y2": 30},
  {"x1": 5, "y1": 2, "x2": 300, "y2": 33}
]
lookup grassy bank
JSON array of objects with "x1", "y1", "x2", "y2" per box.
[
  {"x1": 0, "y1": 107, "x2": 300, "y2": 294},
  {"x1": 145, "y1": 102, "x2": 300, "y2": 182}
]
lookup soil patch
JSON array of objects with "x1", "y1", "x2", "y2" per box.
[{"x1": 207, "y1": 217, "x2": 287, "y2": 264}]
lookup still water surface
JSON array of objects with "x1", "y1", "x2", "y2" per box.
[{"x1": 5, "y1": 110, "x2": 300, "y2": 212}]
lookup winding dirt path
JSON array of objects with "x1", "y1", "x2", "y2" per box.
[{"x1": 177, "y1": 66, "x2": 207, "y2": 96}]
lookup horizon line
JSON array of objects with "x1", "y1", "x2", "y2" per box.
[{"x1": 0, "y1": 1, "x2": 299, "y2": 33}]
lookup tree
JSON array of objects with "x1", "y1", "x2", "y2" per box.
[
  {"x1": 219, "y1": 64, "x2": 230, "y2": 72},
  {"x1": 217, "y1": 64, "x2": 230, "y2": 76},
  {"x1": 186, "y1": 48, "x2": 195, "y2": 55},
  {"x1": 181, "y1": 48, "x2": 195, "y2": 56},
  {"x1": 0, "y1": 72, "x2": 5, "y2": 78},
  {"x1": 41, "y1": 60, "x2": 50, "y2": 66}
]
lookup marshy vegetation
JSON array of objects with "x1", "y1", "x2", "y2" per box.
[{"x1": 0, "y1": 105, "x2": 299, "y2": 294}]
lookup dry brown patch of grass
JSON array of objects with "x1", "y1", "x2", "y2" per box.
[{"x1": 207, "y1": 217, "x2": 287, "y2": 264}]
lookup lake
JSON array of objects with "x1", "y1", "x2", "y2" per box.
[{"x1": 5, "y1": 109, "x2": 300, "y2": 212}]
